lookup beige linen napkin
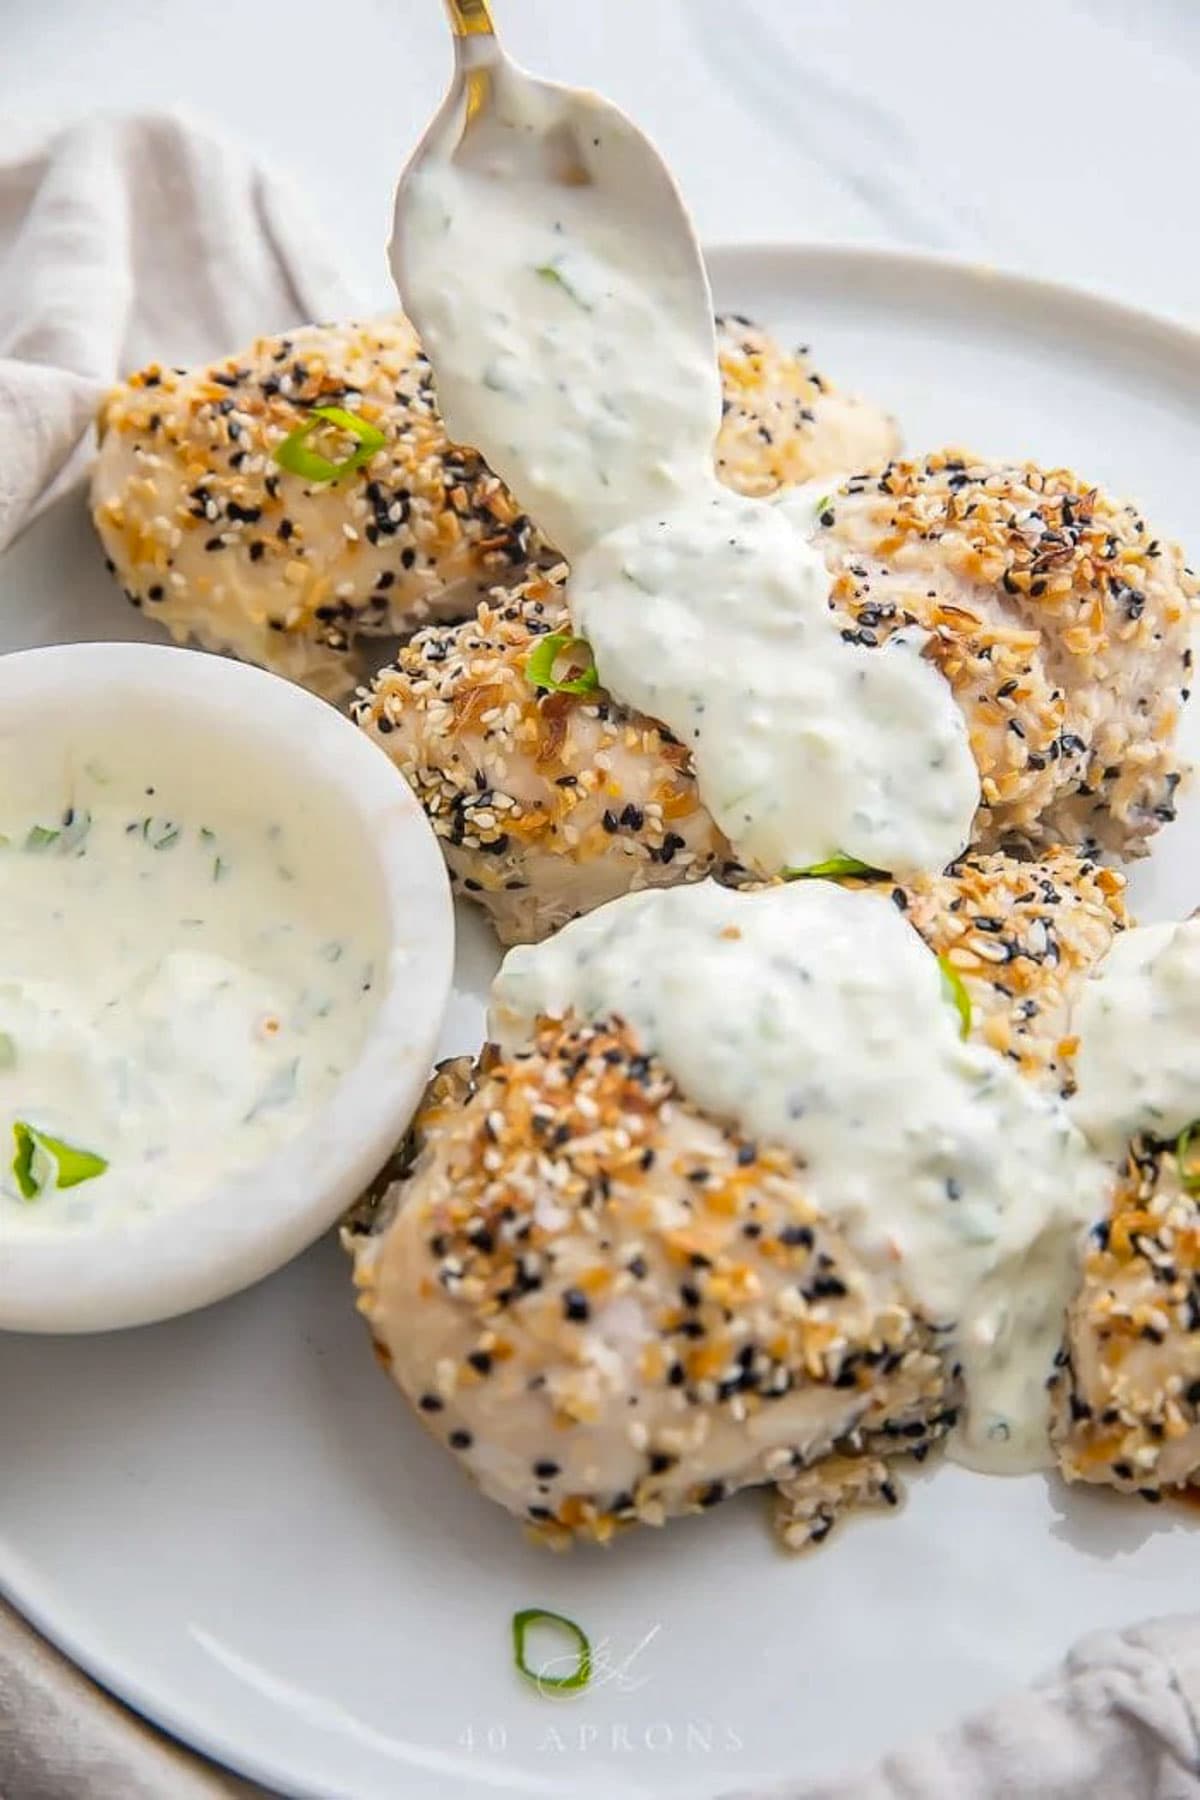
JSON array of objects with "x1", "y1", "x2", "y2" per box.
[
  {"x1": 0, "y1": 109, "x2": 360, "y2": 554},
  {"x1": 740, "y1": 1614, "x2": 1200, "y2": 1799},
  {"x1": 3, "y1": 104, "x2": 1200, "y2": 1800},
  {"x1": 0, "y1": 1599, "x2": 267, "y2": 1799}
]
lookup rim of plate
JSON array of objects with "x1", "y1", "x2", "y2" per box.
[
  {"x1": 3, "y1": 241, "x2": 1199, "y2": 1796},
  {"x1": 705, "y1": 239, "x2": 1200, "y2": 363}
]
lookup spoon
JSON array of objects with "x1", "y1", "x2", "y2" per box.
[
  {"x1": 392, "y1": 0, "x2": 711, "y2": 299},
  {"x1": 388, "y1": 0, "x2": 721, "y2": 557}
]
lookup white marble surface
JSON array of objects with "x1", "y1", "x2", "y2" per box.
[{"x1": 3, "y1": 0, "x2": 1198, "y2": 323}]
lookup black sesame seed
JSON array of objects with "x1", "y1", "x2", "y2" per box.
[
  {"x1": 562, "y1": 1288, "x2": 590, "y2": 1323},
  {"x1": 449, "y1": 1429, "x2": 473, "y2": 1452}
]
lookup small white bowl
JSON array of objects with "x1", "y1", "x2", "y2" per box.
[{"x1": 0, "y1": 642, "x2": 453, "y2": 1334}]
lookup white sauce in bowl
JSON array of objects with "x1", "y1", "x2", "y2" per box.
[
  {"x1": 0, "y1": 764, "x2": 382, "y2": 1236},
  {"x1": 395, "y1": 57, "x2": 979, "y2": 877},
  {"x1": 1070, "y1": 918, "x2": 1200, "y2": 1157},
  {"x1": 492, "y1": 879, "x2": 1108, "y2": 1471}
]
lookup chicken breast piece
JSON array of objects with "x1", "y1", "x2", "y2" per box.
[
  {"x1": 360, "y1": 454, "x2": 1191, "y2": 942},
  {"x1": 715, "y1": 314, "x2": 899, "y2": 497},
  {"x1": 821, "y1": 451, "x2": 1198, "y2": 859},
  {"x1": 355, "y1": 569, "x2": 732, "y2": 946},
  {"x1": 91, "y1": 318, "x2": 548, "y2": 702},
  {"x1": 93, "y1": 313, "x2": 892, "y2": 703},
  {"x1": 344, "y1": 850, "x2": 1122, "y2": 1550},
  {"x1": 344, "y1": 1016, "x2": 955, "y2": 1551},
  {"x1": 357, "y1": 507, "x2": 1137, "y2": 948},
  {"x1": 903, "y1": 848, "x2": 1126, "y2": 1095},
  {"x1": 1053, "y1": 1136, "x2": 1200, "y2": 1497}
]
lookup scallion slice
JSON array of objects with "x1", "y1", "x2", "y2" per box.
[
  {"x1": 525, "y1": 632, "x2": 600, "y2": 696},
  {"x1": 937, "y1": 956, "x2": 972, "y2": 1040},
  {"x1": 784, "y1": 855, "x2": 883, "y2": 880},
  {"x1": 1176, "y1": 1120, "x2": 1200, "y2": 1192},
  {"x1": 534, "y1": 263, "x2": 592, "y2": 311},
  {"x1": 12, "y1": 1122, "x2": 108, "y2": 1202},
  {"x1": 511, "y1": 1607, "x2": 592, "y2": 1694},
  {"x1": 273, "y1": 405, "x2": 385, "y2": 483}
]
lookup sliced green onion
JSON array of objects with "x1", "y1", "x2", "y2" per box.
[
  {"x1": 12, "y1": 1122, "x2": 108, "y2": 1202},
  {"x1": 938, "y1": 956, "x2": 972, "y2": 1040},
  {"x1": 526, "y1": 632, "x2": 600, "y2": 696},
  {"x1": 534, "y1": 263, "x2": 592, "y2": 311},
  {"x1": 784, "y1": 855, "x2": 883, "y2": 880},
  {"x1": 511, "y1": 1608, "x2": 592, "y2": 1694},
  {"x1": 24, "y1": 824, "x2": 59, "y2": 852},
  {"x1": 1176, "y1": 1120, "x2": 1200, "y2": 1192},
  {"x1": 273, "y1": 405, "x2": 385, "y2": 483}
]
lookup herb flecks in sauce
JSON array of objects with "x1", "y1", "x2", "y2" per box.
[{"x1": 0, "y1": 787, "x2": 381, "y2": 1233}]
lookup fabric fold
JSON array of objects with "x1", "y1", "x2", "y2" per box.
[{"x1": 0, "y1": 109, "x2": 362, "y2": 553}]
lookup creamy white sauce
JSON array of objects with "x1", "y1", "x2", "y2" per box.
[
  {"x1": 491, "y1": 879, "x2": 1108, "y2": 1471},
  {"x1": 397, "y1": 62, "x2": 721, "y2": 562},
  {"x1": 1071, "y1": 919, "x2": 1200, "y2": 1157},
  {"x1": 572, "y1": 493, "x2": 978, "y2": 875},
  {"x1": 396, "y1": 58, "x2": 979, "y2": 877},
  {"x1": 0, "y1": 770, "x2": 381, "y2": 1235}
]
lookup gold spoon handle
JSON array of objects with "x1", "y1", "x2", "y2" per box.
[{"x1": 444, "y1": 0, "x2": 495, "y2": 36}]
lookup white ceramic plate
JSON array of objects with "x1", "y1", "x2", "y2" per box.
[{"x1": 3, "y1": 244, "x2": 1200, "y2": 1800}]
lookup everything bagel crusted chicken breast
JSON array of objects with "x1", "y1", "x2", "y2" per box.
[
  {"x1": 819, "y1": 452, "x2": 1198, "y2": 860},
  {"x1": 345, "y1": 1016, "x2": 956, "y2": 1554},
  {"x1": 91, "y1": 318, "x2": 550, "y2": 702},
  {"x1": 92, "y1": 314, "x2": 896, "y2": 702},
  {"x1": 345, "y1": 850, "x2": 1126, "y2": 1551},
  {"x1": 715, "y1": 314, "x2": 899, "y2": 497},
  {"x1": 902, "y1": 848, "x2": 1126, "y2": 1095},
  {"x1": 355, "y1": 568, "x2": 732, "y2": 946},
  {"x1": 357, "y1": 449, "x2": 1174, "y2": 945},
  {"x1": 1054, "y1": 1136, "x2": 1200, "y2": 1498}
]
